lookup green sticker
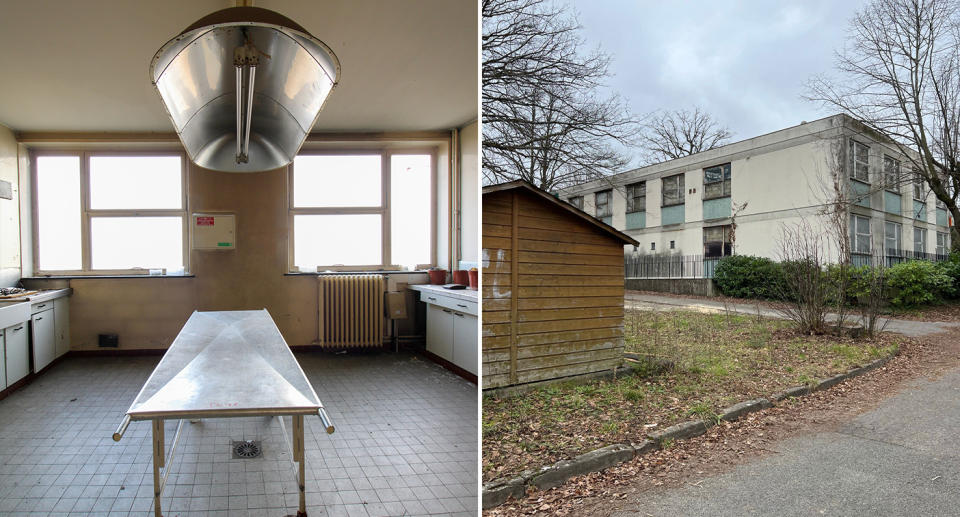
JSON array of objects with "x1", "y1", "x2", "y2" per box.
[{"x1": 217, "y1": 242, "x2": 232, "y2": 247}]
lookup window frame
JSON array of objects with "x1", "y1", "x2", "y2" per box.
[
  {"x1": 884, "y1": 220, "x2": 901, "y2": 255},
  {"x1": 286, "y1": 148, "x2": 437, "y2": 272},
  {"x1": 662, "y1": 173, "x2": 685, "y2": 207},
  {"x1": 703, "y1": 224, "x2": 732, "y2": 258},
  {"x1": 849, "y1": 139, "x2": 870, "y2": 183},
  {"x1": 883, "y1": 155, "x2": 900, "y2": 192},
  {"x1": 625, "y1": 181, "x2": 646, "y2": 213},
  {"x1": 937, "y1": 231, "x2": 948, "y2": 256},
  {"x1": 914, "y1": 226, "x2": 927, "y2": 254},
  {"x1": 702, "y1": 163, "x2": 732, "y2": 200},
  {"x1": 594, "y1": 189, "x2": 612, "y2": 218},
  {"x1": 31, "y1": 150, "x2": 189, "y2": 276},
  {"x1": 850, "y1": 213, "x2": 872, "y2": 254},
  {"x1": 568, "y1": 195, "x2": 584, "y2": 210}
]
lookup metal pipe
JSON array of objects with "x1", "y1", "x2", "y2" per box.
[
  {"x1": 318, "y1": 407, "x2": 335, "y2": 434},
  {"x1": 235, "y1": 65, "x2": 243, "y2": 161},
  {"x1": 112, "y1": 415, "x2": 131, "y2": 442},
  {"x1": 242, "y1": 65, "x2": 256, "y2": 159},
  {"x1": 158, "y1": 419, "x2": 185, "y2": 495}
]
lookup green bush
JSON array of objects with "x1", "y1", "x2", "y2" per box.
[
  {"x1": 935, "y1": 253, "x2": 960, "y2": 299},
  {"x1": 886, "y1": 260, "x2": 954, "y2": 306},
  {"x1": 714, "y1": 255, "x2": 783, "y2": 299}
]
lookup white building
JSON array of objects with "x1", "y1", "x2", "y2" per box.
[{"x1": 562, "y1": 114, "x2": 952, "y2": 267}]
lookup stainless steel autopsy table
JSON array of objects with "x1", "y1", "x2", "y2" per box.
[{"x1": 112, "y1": 309, "x2": 334, "y2": 517}]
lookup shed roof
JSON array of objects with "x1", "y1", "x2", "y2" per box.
[{"x1": 482, "y1": 179, "x2": 639, "y2": 246}]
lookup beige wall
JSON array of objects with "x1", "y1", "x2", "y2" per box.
[
  {"x1": 459, "y1": 121, "x2": 478, "y2": 265},
  {"x1": 0, "y1": 125, "x2": 20, "y2": 287}
]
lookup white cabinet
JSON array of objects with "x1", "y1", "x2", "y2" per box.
[
  {"x1": 4, "y1": 322, "x2": 29, "y2": 386},
  {"x1": 452, "y1": 311, "x2": 478, "y2": 375},
  {"x1": 54, "y1": 297, "x2": 70, "y2": 359},
  {"x1": 31, "y1": 309, "x2": 55, "y2": 373},
  {"x1": 426, "y1": 304, "x2": 454, "y2": 361},
  {"x1": 0, "y1": 329, "x2": 5, "y2": 389}
]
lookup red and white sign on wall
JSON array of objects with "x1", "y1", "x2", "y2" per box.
[{"x1": 196, "y1": 216, "x2": 215, "y2": 226}]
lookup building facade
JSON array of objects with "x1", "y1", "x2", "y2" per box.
[{"x1": 562, "y1": 114, "x2": 952, "y2": 266}]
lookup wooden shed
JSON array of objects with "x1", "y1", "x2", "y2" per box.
[{"x1": 482, "y1": 180, "x2": 639, "y2": 389}]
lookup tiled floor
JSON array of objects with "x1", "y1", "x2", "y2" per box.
[{"x1": 0, "y1": 351, "x2": 478, "y2": 516}]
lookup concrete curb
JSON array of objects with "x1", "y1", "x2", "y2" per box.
[{"x1": 481, "y1": 354, "x2": 896, "y2": 510}]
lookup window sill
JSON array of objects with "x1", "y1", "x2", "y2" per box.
[
  {"x1": 702, "y1": 195, "x2": 731, "y2": 202},
  {"x1": 284, "y1": 270, "x2": 431, "y2": 276},
  {"x1": 24, "y1": 274, "x2": 196, "y2": 280},
  {"x1": 661, "y1": 203, "x2": 685, "y2": 208},
  {"x1": 850, "y1": 178, "x2": 871, "y2": 186}
]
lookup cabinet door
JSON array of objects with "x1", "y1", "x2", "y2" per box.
[
  {"x1": 452, "y1": 312, "x2": 478, "y2": 375},
  {"x1": 425, "y1": 304, "x2": 454, "y2": 361},
  {"x1": 0, "y1": 330, "x2": 6, "y2": 390},
  {"x1": 4, "y1": 323, "x2": 29, "y2": 385},
  {"x1": 54, "y1": 297, "x2": 70, "y2": 358},
  {"x1": 31, "y1": 309, "x2": 55, "y2": 373}
]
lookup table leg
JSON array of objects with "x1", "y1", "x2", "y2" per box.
[
  {"x1": 152, "y1": 418, "x2": 165, "y2": 517},
  {"x1": 293, "y1": 414, "x2": 306, "y2": 517}
]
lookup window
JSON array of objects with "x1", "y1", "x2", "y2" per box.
[
  {"x1": 703, "y1": 163, "x2": 731, "y2": 200},
  {"x1": 595, "y1": 190, "x2": 612, "y2": 218},
  {"x1": 669, "y1": 240, "x2": 675, "y2": 250},
  {"x1": 650, "y1": 242, "x2": 656, "y2": 251},
  {"x1": 937, "y1": 231, "x2": 949, "y2": 256},
  {"x1": 884, "y1": 221, "x2": 901, "y2": 255},
  {"x1": 703, "y1": 225, "x2": 732, "y2": 258},
  {"x1": 290, "y1": 151, "x2": 434, "y2": 270},
  {"x1": 883, "y1": 155, "x2": 900, "y2": 191},
  {"x1": 914, "y1": 227, "x2": 927, "y2": 254},
  {"x1": 914, "y1": 172, "x2": 926, "y2": 200},
  {"x1": 34, "y1": 153, "x2": 186, "y2": 273},
  {"x1": 849, "y1": 139, "x2": 870, "y2": 182},
  {"x1": 568, "y1": 196, "x2": 583, "y2": 210},
  {"x1": 626, "y1": 182, "x2": 646, "y2": 213},
  {"x1": 850, "y1": 214, "x2": 871, "y2": 254},
  {"x1": 662, "y1": 174, "x2": 685, "y2": 206}
]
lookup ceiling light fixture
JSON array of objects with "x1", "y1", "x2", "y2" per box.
[{"x1": 150, "y1": 5, "x2": 340, "y2": 172}]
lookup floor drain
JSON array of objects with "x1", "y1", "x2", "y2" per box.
[{"x1": 232, "y1": 440, "x2": 262, "y2": 459}]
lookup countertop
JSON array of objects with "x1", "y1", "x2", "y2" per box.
[
  {"x1": 409, "y1": 284, "x2": 478, "y2": 303},
  {"x1": 0, "y1": 288, "x2": 73, "y2": 304}
]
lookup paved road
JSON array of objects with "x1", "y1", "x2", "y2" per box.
[
  {"x1": 614, "y1": 368, "x2": 960, "y2": 517},
  {"x1": 625, "y1": 292, "x2": 960, "y2": 337},
  {"x1": 614, "y1": 292, "x2": 960, "y2": 516}
]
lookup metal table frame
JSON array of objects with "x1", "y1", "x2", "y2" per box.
[{"x1": 112, "y1": 309, "x2": 334, "y2": 517}]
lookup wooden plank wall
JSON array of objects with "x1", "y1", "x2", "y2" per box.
[{"x1": 482, "y1": 189, "x2": 625, "y2": 389}]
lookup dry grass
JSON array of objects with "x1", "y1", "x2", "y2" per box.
[{"x1": 482, "y1": 309, "x2": 899, "y2": 482}]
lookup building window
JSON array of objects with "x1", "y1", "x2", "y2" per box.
[
  {"x1": 568, "y1": 196, "x2": 583, "y2": 209},
  {"x1": 883, "y1": 155, "x2": 900, "y2": 191},
  {"x1": 937, "y1": 231, "x2": 949, "y2": 256},
  {"x1": 849, "y1": 139, "x2": 870, "y2": 182},
  {"x1": 662, "y1": 174, "x2": 684, "y2": 206},
  {"x1": 914, "y1": 173, "x2": 926, "y2": 200},
  {"x1": 626, "y1": 182, "x2": 646, "y2": 213},
  {"x1": 669, "y1": 240, "x2": 675, "y2": 250},
  {"x1": 850, "y1": 214, "x2": 871, "y2": 254},
  {"x1": 884, "y1": 221, "x2": 901, "y2": 255},
  {"x1": 703, "y1": 225, "x2": 732, "y2": 258},
  {"x1": 595, "y1": 189, "x2": 612, "y2": 218},
  {"x1": 650, "y1": 242, "x2": 656, "y2": 251},
  {"x1": 703, "y1": 163, "x2": 731, "y2": 200},
  {"x1": 34, "y1": 153, "x2": 186, "y2": 273},
  {"x1": 914, "y1": 227, "x2": 927, "y2": 254},
  {"x1": 290, "y1": 151, "x2": 434, "y2": 270}
]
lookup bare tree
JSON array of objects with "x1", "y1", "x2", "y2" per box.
[
  {"x1": 638, "y1": 107, "x2": 733, "y2": 163},
  {"x1": 775, "y1": 221, "x2": 832, "y2": 335},
  {"x1": 807, "y1": 0, "x2": 960, "y2": 250},
  {"x1": 482, "y1": 0, "x2": 639, "y2": 191}
]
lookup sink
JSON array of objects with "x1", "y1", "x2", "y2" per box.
[{"x1": 0, "y1": 301, "x2": 30, "y2": 329}]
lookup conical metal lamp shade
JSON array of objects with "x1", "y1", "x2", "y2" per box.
[{"x1": 150, "y1": 7, "x2": 340, "y2": 172}]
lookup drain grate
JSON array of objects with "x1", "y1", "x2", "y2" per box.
[{"x1": 232, "y1": 440, "x2": 262, "y2": 459}]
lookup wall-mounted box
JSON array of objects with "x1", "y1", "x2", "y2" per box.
[{"x1": 192, "y1": 213, "x2": 236, "y2": 250}]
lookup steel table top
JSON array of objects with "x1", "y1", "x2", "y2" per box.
[{"x1": 125, "y1": 309, "x2": 323, "y2": 420}]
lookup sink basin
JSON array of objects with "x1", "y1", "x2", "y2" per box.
[{"x1": 0, "y1": 301, "x2": 30, "y2": 329}]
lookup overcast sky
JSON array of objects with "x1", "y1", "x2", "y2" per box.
[{"x1": 574, "y1": 0, "x2": 870, "y2": 159}]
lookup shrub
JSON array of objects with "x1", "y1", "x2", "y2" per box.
[
  {"x1": 713, "y1": 255, "x2": 783, "y2": 299},
  {"x1": 935, "y1": 253, "x2": 960, "y2": 299},
  {"x1": 886, "y1": 260, "x2": 954, "y2": 306}
]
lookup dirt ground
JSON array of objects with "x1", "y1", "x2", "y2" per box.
[{"x1": 485, "y1": 328, "x2": 960, "y2": 517}]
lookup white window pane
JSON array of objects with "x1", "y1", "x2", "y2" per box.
[
  {"x1": 390, "y1": 155, "x2": 431, "y2": 268},
  {"x1": 37, "y1": 156, "x2": 82, "y2": 270},
  {"x1": 293, "y1": 155, "x2": 381, "y2": 207},
  {"x1": 294, "y1": 214, "x2": 381, "y2": 267},
  {"x1": 89, "y1": 156, "x2": 182, "y2": 209},
  {"x1": 91, "y1": 217, "x2": 183, "y2": 270}
]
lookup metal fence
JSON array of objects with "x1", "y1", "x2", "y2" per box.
[
  {"x1": 624, "y1": 254, "x2": 720, "y2": 279},
  {"x1": 851, "y1": 249, "x2": 949, "y2": 268}
]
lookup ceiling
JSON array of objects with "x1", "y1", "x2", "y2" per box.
[{"x1": 0, "y1": 0, "x2": 477, "y2": 134}]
